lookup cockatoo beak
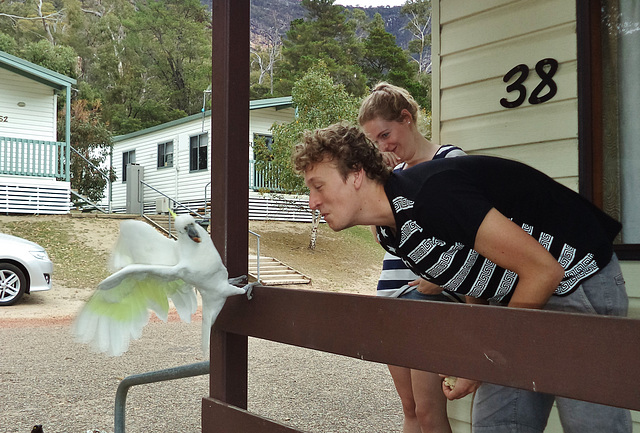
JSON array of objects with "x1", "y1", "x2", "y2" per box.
[{"x1": 187, "y1": 223, "x2": 202, "y2": 243}]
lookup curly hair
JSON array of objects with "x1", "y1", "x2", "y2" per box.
[
  {"x1": 292, "y1": 122, "x2": 390, "y2": 184},
  {"x1": 358, "y1": 81, "x2": 420, "y2": 126}
]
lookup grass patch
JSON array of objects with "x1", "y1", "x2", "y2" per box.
[{"x1": 0, "y1": 219, "x2": 110, "y2": 289}]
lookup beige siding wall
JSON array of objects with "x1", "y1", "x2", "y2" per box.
[
  {"x1": 0, "y1": 68, "x2": 57, "y2": 141},
  {"x1": 433, "y1": 0, "x2": 638, "y2": 431},
  {"x1": 434, "y1": 0, "x2": 577, "y2": 182}
]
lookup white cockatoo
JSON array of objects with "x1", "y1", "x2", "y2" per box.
[{"x1": 73, "y1": 214, "x2": 253, "y2": 356}]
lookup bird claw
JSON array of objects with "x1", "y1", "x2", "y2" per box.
[
  {"x1": 243, "y1": 282, "x2": 258, "y2": 300},
  {"x1": 228, "y1": 275, "x2": 247, "y2": 286}
]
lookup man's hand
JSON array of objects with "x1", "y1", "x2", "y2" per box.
[
  {"x1": 440, "y1": 376, "x2": 481, "y2": 400},
  {"x1": 408, "y1": 278, "x2": 443, "y2": 295}
]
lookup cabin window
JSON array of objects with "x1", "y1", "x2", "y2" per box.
[
  {"x1": 157, "y1": 141, "x2": 174, "y2": 168},
  {"x1": 594, "y1": 0, "x2": 640, "y2": 257},
  {"x1": 122, "y1": 150, "x2": 136, "y2": 182},
  {"x1": 189, "y1": 133, "x2": 208, "y2": 171}
]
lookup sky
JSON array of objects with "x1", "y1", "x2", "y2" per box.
[{"x1": 334, "y1": 0, "x2": 406, "y2": 7}]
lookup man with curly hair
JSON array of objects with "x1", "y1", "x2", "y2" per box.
[{"x1": 292, "y1": 122, "x2": 631, "y2": 433}]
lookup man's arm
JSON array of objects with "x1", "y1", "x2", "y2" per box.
[
  {"x1": 442, "y1": 208, "x2": 565, "y2": 401},
  {"x1": 474, "y1": 208, "x2": 565, "y2": 309}
]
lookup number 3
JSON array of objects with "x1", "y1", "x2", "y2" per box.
[{"x1": 500, "y1": 64, "x2": 529, "y2": 108}]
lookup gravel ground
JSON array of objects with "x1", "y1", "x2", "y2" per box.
[
  {"x1": 0, "y1": 215, "x2": 403, "y2": 432},
  {"x1": 0, "y1": 303, "x2": 403, "y2": 433}
]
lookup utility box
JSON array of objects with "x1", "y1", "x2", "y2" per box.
[
  {"x1": 155, "y1": 197, "x2": 169, "y2": 214},
  {"x1": 125, "y1": 164, "x2": 144, "y2": 215}
]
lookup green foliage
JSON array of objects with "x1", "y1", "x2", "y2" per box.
[
  {"x1": 20, "y1": 40, "x2": 78, "y2": 78},
  {"x1": 361, "y1": 14, "x2": 412, "y2": 85},
  {"x1": 121, "y1": 0, "x2": 212, "y2": 116},
  {"x1": 0, "y1": 32, "x2": 17, "y2": 54},
  {"x1": 259, "y1": 63, "x2": 360, "y2": 194},
  {"x1": 280, "y1": 0, "x2": 366, "y2": 97}
]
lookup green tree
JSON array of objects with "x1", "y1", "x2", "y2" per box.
[
  {"x1": 0, "y1": 32, "x2": 17, "y2": 53},
  {"x1": 20, "y1": 40, "x2": 78, "y2": 78},
  {"x1": 360, "y1": 13, "x2": 430, "y2": 110},
  {"x1": 0, "y1": 0, "x2": 65, "y2": 45},
  {"x1": 256, "y1": 63, "x2": 360, "y2": 248},
  {"x1": 59, "y1": 99, "x2": 115, "y2": 205},
  {"x1": 360, "y1": 14, "x2": 413, "y2": 86},
  {"x1": 280, "y1": 0, "x2": 366, "y2": 97},
  {"x1": 121, "y1": 0, "x2": 212, "y2": 116}
]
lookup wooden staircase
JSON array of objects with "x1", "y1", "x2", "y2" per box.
[{"x1": 248, "y1": 255, "x2": 311, "y2": 286}]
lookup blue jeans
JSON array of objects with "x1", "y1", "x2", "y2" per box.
[
  {"x1": 473, "y1": 254, "x2": 632, "y2": 433},
  {"x1": 399, "y1": 287, "x2": 460, "y2": 302}
]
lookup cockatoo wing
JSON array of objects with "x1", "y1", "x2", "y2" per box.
[
  {"x1": 98, "y1": 263, "x2": 199, "y2": 323},
  {"x1": 109, "y1": 220, "x2": 178, "y2": 271},
  {"x1": 74, "y1": 261, "x2": 200, "y2": 356},
  {"x1": 73, "y1": 274, "x2": 196, "y2": 356}
]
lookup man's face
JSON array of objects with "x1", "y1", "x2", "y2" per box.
[{"x1": 304, "y1": 158, "x2": 359, "y2": 231}]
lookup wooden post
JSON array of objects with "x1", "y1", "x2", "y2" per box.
[{"x1": 209, "y1": 0, "x2": 250, "y2": 410}]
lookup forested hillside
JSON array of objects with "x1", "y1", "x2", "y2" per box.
[{"x1": 249, "y1": 0, "x2": 412, "y2": 48}]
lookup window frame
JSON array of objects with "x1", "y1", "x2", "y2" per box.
[
  {"x1": 189, "y1": 133, "x2": 208, "y2": 172},
  {"x1": 122, "y1": 150, "x2": 136, "y2": 183},
  {"x1": 577, "y1": 0, "x2": 639, "y2": 260},
  {"x1": 157, "y1": 140, "x2": 174, "y2": 169}
]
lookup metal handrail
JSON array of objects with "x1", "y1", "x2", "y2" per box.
[
  {"x1": 70, "y1": 190, "x2": 108, "y2": 214},
  {"x1": 204, "y1": 181, "x2": 211, "y2": 217},
  {"x1": 139, "y1": 180, "x2": 205, "y2": 219},
  {"x1": 114, "y1": 361, "x2": 210, "y2": 433},
  {"x1": 248, "y1": 230, "x2": 260, "y2": 283}
]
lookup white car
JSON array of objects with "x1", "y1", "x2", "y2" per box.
[{"x1": 0, "y1": 233, "x2": 53, "y2": 306}]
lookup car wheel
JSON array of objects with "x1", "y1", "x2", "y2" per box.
[{"x1": 0, "y1": 263, "x2": 27, "y2": 306}]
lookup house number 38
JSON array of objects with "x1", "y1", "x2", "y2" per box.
[{"x1": 500, "y1": 58, "x2": 559, "y2": 108}]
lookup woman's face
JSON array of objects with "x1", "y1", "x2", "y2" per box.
[{"x1": 361, "y1": 114, "x2": 414, "y2": 164}]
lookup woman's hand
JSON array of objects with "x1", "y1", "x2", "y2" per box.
[
  {"x1": 440, "y1": 376, "x2": 481, "y2": 400},
  {"x1": 380, "y1": 151, "x2": 401, "y2": 168},
  {"x1": 408, "y1": 278, "x2": 443, "y2": 295}
]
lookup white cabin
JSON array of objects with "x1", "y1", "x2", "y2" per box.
[
  {"x1": 104, "y1": 97, "x2": 310, "y2": 220},
  {"x1": 0, "y1": 50, "x2": 75, "y2": 214}
]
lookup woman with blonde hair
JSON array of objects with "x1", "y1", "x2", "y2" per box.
[{"x1": 359, "y1": 82, "x2": 465, "y2": 433}]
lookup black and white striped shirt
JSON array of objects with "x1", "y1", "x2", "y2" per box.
[{"x1": 377, "y1": 156, "x2": 620, "y2": 302}]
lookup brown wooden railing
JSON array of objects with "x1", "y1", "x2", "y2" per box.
[{"x1": 203, "y1": 286, "x2": 640, "y2": 432}]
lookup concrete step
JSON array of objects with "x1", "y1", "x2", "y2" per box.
[{"x1": 248, "y1": 256, "x2": 311, "y2": 286}]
